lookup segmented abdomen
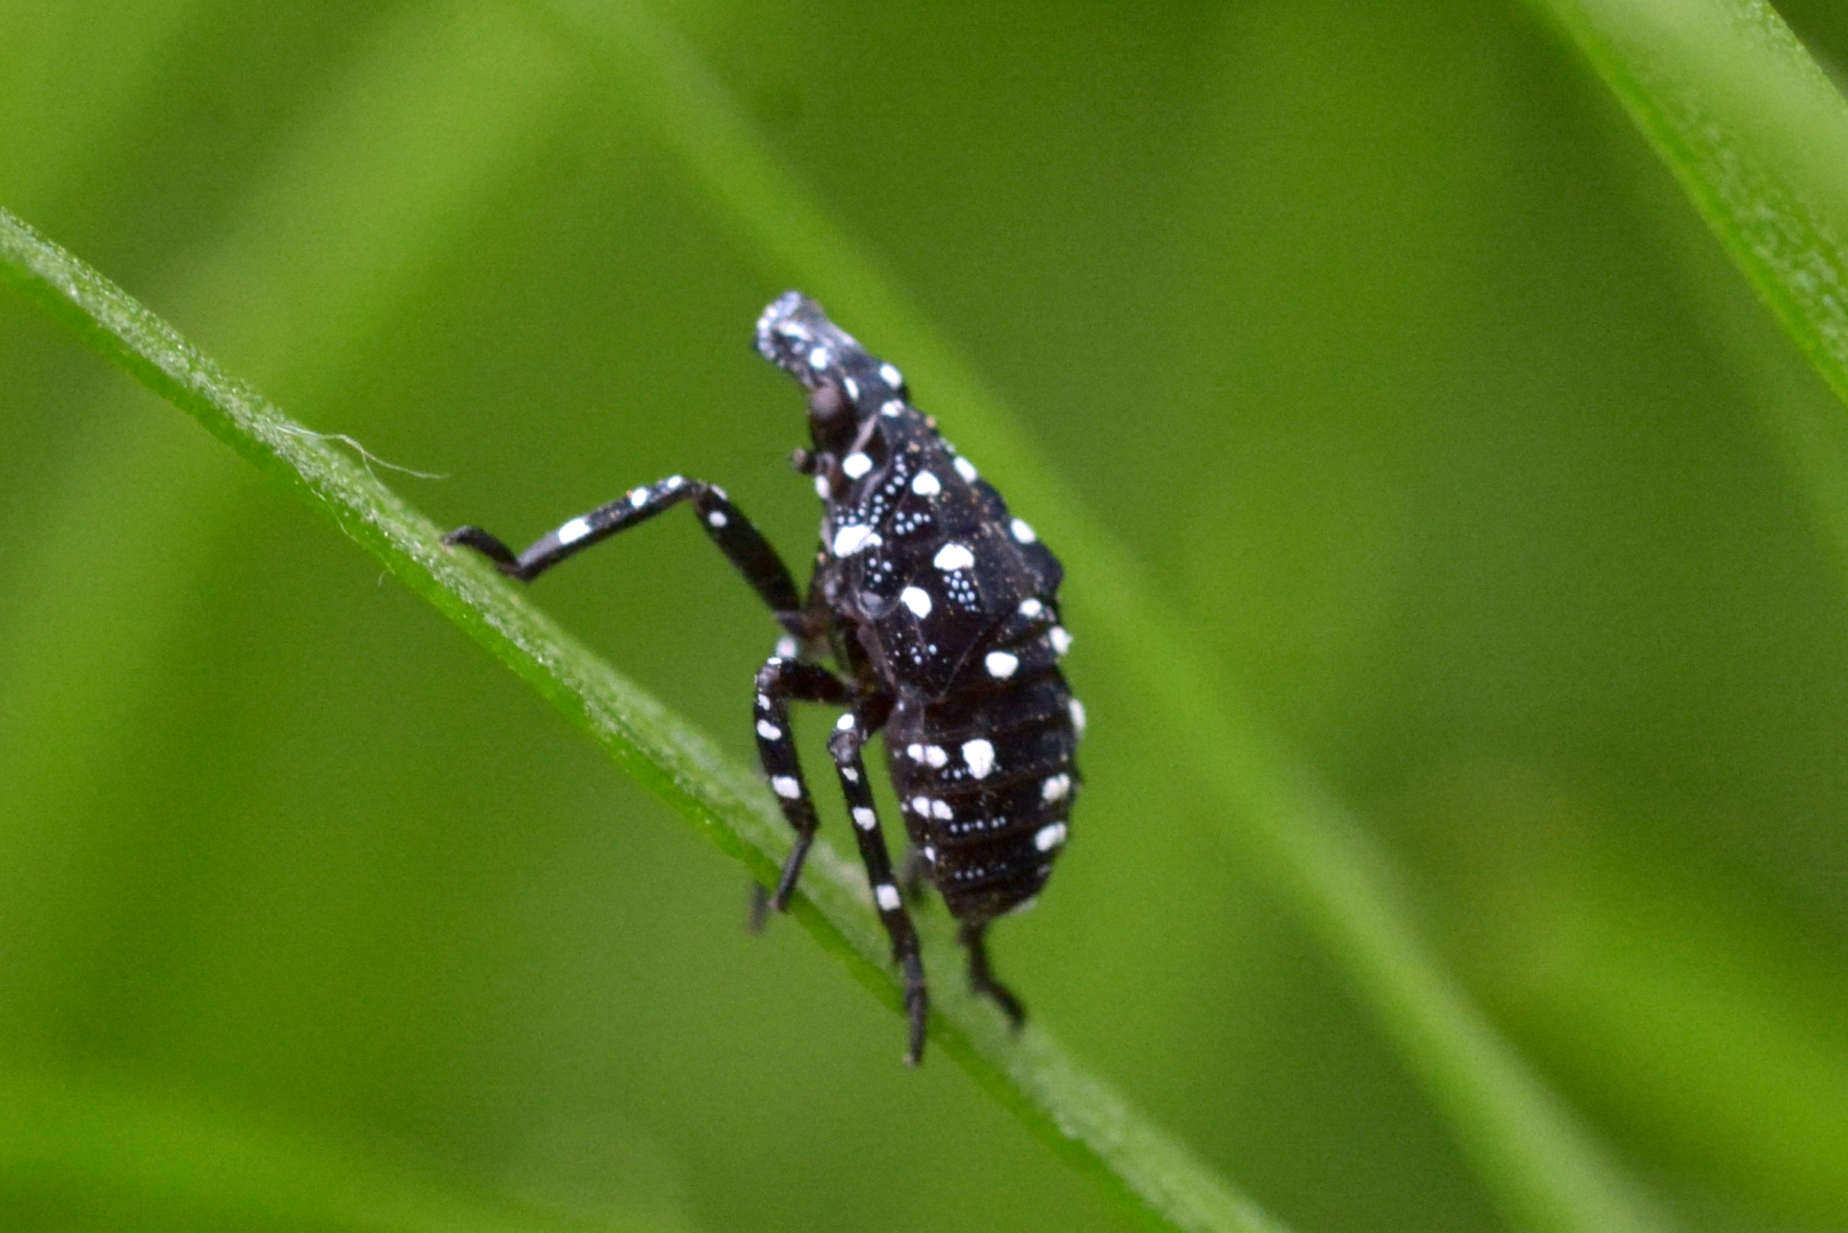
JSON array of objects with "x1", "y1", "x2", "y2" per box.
[{"x1": 884, "y1": 665, "x2": 1080, "y2": 921}]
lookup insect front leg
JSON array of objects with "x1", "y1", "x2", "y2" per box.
[
  {"x1": 445, "y1": 475, "x2": 807, "y2": 634},
  {"x1": 751, "y1": 656, "x2": 854, "y2": 922},
  {"x1": 959, "y1": 918, "x2": 1026, "y2": 1031},
  {"x1": 827, "y1": 698, "x2": 929, "y2": 1065}
]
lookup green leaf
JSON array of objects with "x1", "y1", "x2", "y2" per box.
[
  {"x1": 0, "y1": 204, "x2": 1286, "y2": 1233},
  {"x1": 1530, "y1": 0, "x2": 1848, "y2": 561}
]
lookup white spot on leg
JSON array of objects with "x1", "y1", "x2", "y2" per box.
[
  {"x1": 1049, "y1": 626, "x2": 1073, "y2": 656},
  {"x1": 772, "y1": 776, "x2": 801, "y2": 800},
  {"x1": 756, "y1": 693, "x2": 771, "y2": 710},
  {"x1": 832, "y1": 524, "x2": 879, "y2": 556},
  {"x1": 853, "y1": 807, "x2": 878, "y2": 830},
  {"x1": 557, "y1": 517, "x2": 592, "y2": 545},
  {"x1": 756, "y1": 720, "x2": 783, "y2": 741},
  {"x1": 628, "y1": 488, "x2": 648, "y2": 508},
  {"x1": 707, "y1": 510, "x2": 728, "y2": 528},
  {"x1": 984, "y1": 651, "x2": 1019, "y2": 679},
  {"x1": 835, "y1": 712, "x2": 856, "y2": 731},
  {"x1": 842, "y1": 766, "x2": 859, "y2": 782},
  {"x1": 954, "y1": 456, "x2": 978, "y2": 483},
  {"x1": 874, "y1": 883, "x2": 902, "y2": 911},
  {"x1": 900, "y1": 586, "x2": 933, "y2": 617},
  {"x1": 842, "y1": 452, "x2": 873, "y2": 479},
  {"x1": 1069, "y1": 698, "x2": 1087, "y2": 737},
  {"x1": 1034, "y1": 822, "x2": 1068, "y2": 851},
  {"x1": 933, "y1": 542, "x2": 975, "y2": 572},
  {"x1": 814, "y1": 473, "x2": 831, "y2": 499},
  {"x1": 911, "y1": 470, "x2": 941, "y2": 496},
  {"x1": 774, "y1": 636, "x2": 799, "y2": 658},
  {"x1": 961, "y1": 738, "x2": 995, "y2": 779},
  {"x1": 1011, "y1": 518, "x2": 1037, "y2": 543}
]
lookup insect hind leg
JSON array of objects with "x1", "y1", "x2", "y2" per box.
[{"x1": 960, "y1": 919, "x2": 1027, "y2": 1031}]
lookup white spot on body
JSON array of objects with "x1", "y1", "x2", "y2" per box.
[
  {"x1": 808, "y1": 345, "x2": 830, "y2": 369},
  {"x1": 874, "y1": 883, "x2": 902, "y2": 911},
  {"x1": 900, "y1": 586, "x2": 933, "y2": 617},
  {"x1": 1034, "y1": 822, "x2": 1068, "y2": 851},
  {"x1": 933, "y1": 542, "x2": 975, "y2": 572},
  {"x1": 832, "y1": 524, "x2": 879, "y2": 556},
  {"x1": 923, "y1": 845, "x2": 937, "y2": 862},
  {"x1": 853, "y1": 807, "x2": 878, "y2": 830},
  {"x1": 1011, "y1": 518, "x2": 1038, "y2": 543},
  {"x1": 835, "y1": 712, "x2": 856, "y2": 731},
  {"x1": 1049, "y1": 626, "x2": 1073, "y2": 656},
  {"x1": 772, "y1": 776, "x2": 801, "y2": 800},
  {"x1": 842, "y1": 766, "x2": 859, "y2": 782},
  {"x1": 906, "y1": 744, "x2": 925, "y2": 762},
  {"x1": 707, "y1": 510, "x2": 728, "y2": 527},
  {"x1": 756, "y1": 720, "x2": 782, "y2": 741},
  {"x1": 1069, "y1": 698, "x2": 1087, "y2": 736},
  {"x1": 814, "y1": 473, "x2": 831, "y2": 499},
  {"x1": 881, "y1": 399, "x2": 905, "y2": 417},
  {"x1": 1018, "y1": 597, "x2": 1044, "y2": 619},
  {"x1": 557, "y1": 517, "x2": 592, "y2": 545},
  {"x1": 923, "y1": 745, "x2": 948, "y2": 768},
  {"x1": 1041, "y1": 773, "x2": 1071, "y2": 802},
  {"x1": 954, "y1": 456, "x2": 978, "y2": 483},
  {"x1": 910, "y1": 470, "x2": 941, "y2": 496},
  {"x1": 910, "y1": 795, "x2": 933, "y2": 815},
  {"x1": 774, "y1": 635, "x2": 799, "y2": 658},
  {"x1": 880, "y1": 362, "x2": 904, "y2": 387},
  {"x1": 985, "y1": 651, "x2": 1019, "y2": 679},
  {"x1": 931, "y1": 799, "x2": 954, "y2": 820},
  {"x1": 961, "y1": 738, "x2": 996, "y2": 779},
  {"x1": 842, "y1": 376, "x2": 860, "y2": 400},
  {"x1": 842, "y1": 452, "x2": 873, "y2": 479}
]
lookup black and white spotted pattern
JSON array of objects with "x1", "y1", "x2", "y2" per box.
[{"x1": 445, "y1": 291, "x2": 1080, "y2": 1064}]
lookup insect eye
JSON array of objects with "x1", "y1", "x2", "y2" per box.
[{"x1": 807, "y1": 384, "x2": 847, "y2": 421}]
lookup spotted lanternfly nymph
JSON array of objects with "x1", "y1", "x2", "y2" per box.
[{"x1": 445, "y1": 292, "x2": 1080, "y2": 1063}]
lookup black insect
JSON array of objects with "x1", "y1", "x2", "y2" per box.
[{"x1": 445, "y1": 292, "x2": 1080, "y2": 1063}]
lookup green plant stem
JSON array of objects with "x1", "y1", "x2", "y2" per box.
[
  {"x1": 523, "y1": 5, "x2": 1673, "y2": 1233},
  {"x1": 0, "y1": 205, "x2": 1287, "y2": 1233}
]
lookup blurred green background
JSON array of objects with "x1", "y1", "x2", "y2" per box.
[{"x1": 5, "y1": 1, "x2": 1848, "y2": 1230}]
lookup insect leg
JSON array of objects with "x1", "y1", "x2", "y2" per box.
[
  {"x1": 751, "y1": 656, "x2": 854, "y2": 925},
  {"x1": 959, "y1": 918, "x2": 1027, "y2": 1031},
  {"x1": 827, "y1": 698, "x2": 929, "y2": 1065},
  {"x1": 445, "y1": 476, "x2": 804, "y2": 629}
]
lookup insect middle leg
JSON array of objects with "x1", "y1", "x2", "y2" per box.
[
  {"x1": 828, "y1": 696, "x2": 929, "y2": 1065},
  {"x1": 445, "y1": 474, "x2": 809, "y2": 636},
  {"x1": 751, "y1": 656, "x2": 855, "y2": 919}
]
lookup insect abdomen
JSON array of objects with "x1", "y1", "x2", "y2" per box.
[{"x1": 885, "y1": 666, "x2": 1079, "y2": 919}]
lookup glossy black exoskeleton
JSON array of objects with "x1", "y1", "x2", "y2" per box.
[{"x1": 445, "y1": 292, "x2": 1080, "y2": 1063}]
